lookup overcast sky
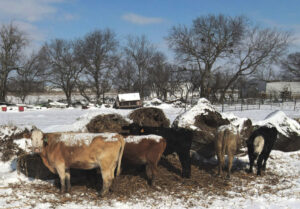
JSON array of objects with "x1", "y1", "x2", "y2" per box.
[{"x1": 0, "y1": 0, "x2": 300, "y2": 60}]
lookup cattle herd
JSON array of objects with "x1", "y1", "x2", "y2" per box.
[{"x1": 26, "y1": 123, "x2": 278, "y2": 196}]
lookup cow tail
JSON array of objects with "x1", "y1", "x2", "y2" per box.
[
  {"x1": 116, "y1": 136, "x2": 125, "y2": 177},
  {"x1": 222, "y1": 130, "x2": 229, "y2": 155}
]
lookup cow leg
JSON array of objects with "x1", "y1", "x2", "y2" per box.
[
  {"x1": 56, "y1": 164, "x2": 66, "y2": 193},
  {"x1": 65, "y1": 169, "x2": 71, "y2": 193},
  {"x1": 98, "y1": 157, "x2": 117, "y2": 196},
  {"x1": 248, "y1": 153, "x2": 255, "y2": 174},
  {"x1": 178, "y1": 151, "x2": 191, "y2": 178},
  {"x1": 146, "y1": 163, "x2": 154, "y2": 186},
  {"x1": 262, "y1": 151, "x2": 271, "y2": 171},
  {"x1": 216, "y1": 152, "x2": 224, "y2": 177},
  {"x1": 256, "y1": 154, "x2": 264, "y2": 176},
  {"x1": 262, "y1": 159, "x2": 267, "y2": 171},
  {"x1": 226, "y1": 154, "x2": 233, "y2": 179},
  {"x1": 100, "y1": 169, "x2": 113, "y2": 196}
]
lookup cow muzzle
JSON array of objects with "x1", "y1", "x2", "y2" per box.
[{"x1": 32, "y1": 147, "x2": 42, "y2": 153}]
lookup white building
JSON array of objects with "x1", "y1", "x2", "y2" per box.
[
  {"x1": 266, "y1": 81, "x2": 300, "y2": 99},
  {"x1": 114, "y1": 93, "x2": 142, "y2": 109}
]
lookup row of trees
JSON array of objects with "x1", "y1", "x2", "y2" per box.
[{"x1": 0, "y1": 14, "x2": 299, "y2": 106}]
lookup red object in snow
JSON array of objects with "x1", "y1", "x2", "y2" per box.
[
  {"x1": 1, "y1": 107, "x2": 7, "y2": 112},
  {"x1": 19, "y1": 106, "x2": 24, "y2": 112}
]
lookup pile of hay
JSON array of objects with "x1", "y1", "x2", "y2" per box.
[
  {"x1": 17, "y1": 154, "x2": 99, "y2": 184},
  {"x1": 172, "y1": 99, "x2": 232, "y2": 158},
  {"x1": 0, "y1": 125, "x2": 29, "y2": 161},
  {"x1": 86, "y1": 114, "x2": 130, "y2": 134},
  {"x1": 17, "y1": 154, "x2": 56, "y2": 180},
  {"x1": 129, "y1": 107, "x2": 170, "y2": 127}
]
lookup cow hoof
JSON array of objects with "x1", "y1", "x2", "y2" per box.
[
  {"x1": 99, "y1": 189, "x2": 109, "y2": 197},
  {"x1": 225, "y1": 175, "x2": 231, "y2": 180},
  {"x1": 182, "y1": 173, "x2": 191, "y2": 178}
]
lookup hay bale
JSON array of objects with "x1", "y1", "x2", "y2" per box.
[
  {"x1": 17, "y1": 154, "x2": 57, "y2": 180},
  {"x1": 17, "y1": 154, "x2": 100, "y2": 187},
  {"x1": 129, "y1": 107, "x2": 170, "y2": 127},
  {"x1": 86, "y1": 114, "x2": 130, "y2": 133},
  {"x1": 172, "y1": 99, "x2": 231, "y2": 158},
  {"x1": 0, "y1": 126, "x2": 30, "y2": 162}
]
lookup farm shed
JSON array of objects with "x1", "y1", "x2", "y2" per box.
[{"x1": 114, "y1": 93, "x2": 142, "y2": 109}]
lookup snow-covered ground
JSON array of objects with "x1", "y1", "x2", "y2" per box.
[{"x1": 0, "y1": 102, "x2": 299, "y2": 208}]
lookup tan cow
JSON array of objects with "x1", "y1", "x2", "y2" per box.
[
  {"x1": 30, "y1": 129, "x2": 125, "y2": 196},
  {"x1": 215, "y1": 124, "x2": 240, "y2": 179},
  {"x1": 122, "y1": 135, "x2": 166, "y2": 185}
]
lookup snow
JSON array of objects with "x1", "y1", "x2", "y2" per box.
[
  {"x1": 118, "y1": 93, "x2": 140, "y2": 102},
  {"x1": 58, "y1": 132, "x2": 120, "y2": 146},
  {"x1": 125, "y1": 135, "x2": 163, "y2": 143},
  {"x1": 173, "y1": 98, "x2": 216, "y2": 130},
  {"x1": 0, "y1": 100, "x2": 300, "y2": 208},
  {"x1": 255, "y1": 110, "x2": 300, "y2": 137},
  {"x1": 218, "y1": 124, "x2": 238, "y2": 134}
]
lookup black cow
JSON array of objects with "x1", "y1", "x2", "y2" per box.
[
  {"x1": 246, "y1": 126, "x2": 278, "y2": 175},
  {"x1": 124, "y1": 123, "x2": 192, "y2": 178}
]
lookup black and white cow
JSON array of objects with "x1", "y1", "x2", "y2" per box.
[{"x1": 246, "y1": 126, "x2": 278, "y2": 175}]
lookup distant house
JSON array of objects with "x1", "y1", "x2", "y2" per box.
[
  {"x1": 266, "y1": 81, "x2": 300, "y2": 99},
  {"x1": 114, "y1": 93, "x2": 142, "y2": 109}
]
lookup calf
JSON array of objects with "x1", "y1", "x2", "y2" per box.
[
  {"x1": 124, "y1": 123, "x2": 192, "y2": 178},
  {"x1": 215, "y1": 124, "x2": 240, "y2": 179},
  {"x1": 247, "y1": 126, "x2": 278, "y2": 175},
  {"x1": 123, "y1": 135, "x2": 166, "y2": 185},
  {"x1": 30, "y1": 129, "x2": 125, "y2": 196}
]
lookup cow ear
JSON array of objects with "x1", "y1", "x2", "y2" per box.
[
  {"x1": 43, "y1": 136, "x2": 48, "y2": 143},
  {"x1": 140, "y1": 128, "x2": 144, "y2": 133}
]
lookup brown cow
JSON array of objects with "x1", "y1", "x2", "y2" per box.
[
  {"x1": 215, "y1": 124, "x2": 240, "y2": 179},
  {"x1": 30, "y1": 129, "x2": 125, "y2": 196},
  {"x1": 122, "y1": 134, "x2": 166, "y2": 185}
]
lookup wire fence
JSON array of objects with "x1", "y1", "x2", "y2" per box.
[{"x1": 213, "y1": 99, "x2": 300, "y2": 112}]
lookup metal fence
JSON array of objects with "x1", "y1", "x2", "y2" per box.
[{"x1": 213, "y1": 99, "x2": 300, "y2": 112}]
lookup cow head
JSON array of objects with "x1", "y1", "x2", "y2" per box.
[
  {"x1": 31, "y1": 129, "x2": 44, "y2": 153},
  {"x1": 253, "y1": 136, "x2": 264, "y2": 159},
  {"x1": 123, "y1": 123, "x2": 143, "y2": 135}
]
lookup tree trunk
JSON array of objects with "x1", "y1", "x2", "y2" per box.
[{"x1": 219, "y1": 73, "x2": 240, "y2": 102}]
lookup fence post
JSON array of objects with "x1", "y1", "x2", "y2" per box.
[
  {"x1": 241, "y1": 101, "x2": 243, "y2": 111},
  {"x1": 222, "y1": 102, "x2": 224, "y2": 112},
  {"x1": 294, "y1": 99, "x2": 297, "y2": 111}
]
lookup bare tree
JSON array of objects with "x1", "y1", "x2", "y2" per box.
[
  {"x1": 0, "y1": 23, "x2": 27, "y2": 102},
  {"x1": 77, "y1": 29, "x2": 119, "y2": 104},
  {"x1": 166, "y1": 14, "x2": 246, "y2": 98},
  {"x1": 41, "y1": 39, "x2": 83, "y2": 106},
  {"x1": 147, "y1": 52, "x2": 172, "y2": 101},
  {"x1": 281, "y1": 52, "x2": 300, "y2": 80},
  {"x1": 124, "y1": 35, "x2": 155, "y2": 98},
  {"x1": 219, "y1": 27, "x2": 290, "y2": 101},
  {"x1": 113, "y1": 59, "x2": 138, "y2": 93},
  {"x1": 8, "y1": 52, "x2": 46, "y2": 103}
]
